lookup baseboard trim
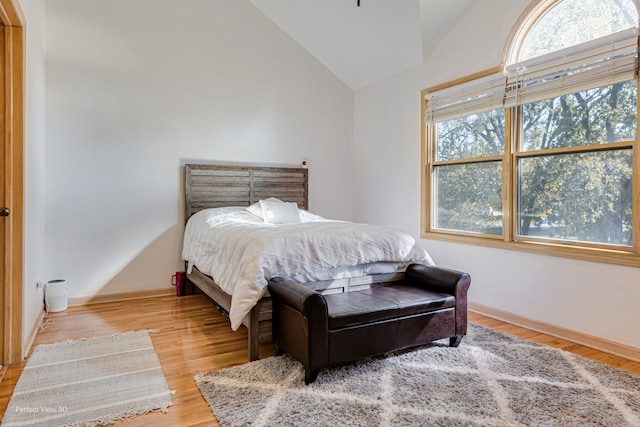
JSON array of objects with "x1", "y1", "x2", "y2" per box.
[
  {"x1": 68, "y1": 288, "x2": 176, "y2": 306},
  {"x1": 23, "y1": 309, "x2": 45, "y2": 361},
  {"x1": 469, "y1": 302, "x2": 640, "y2": 363}
]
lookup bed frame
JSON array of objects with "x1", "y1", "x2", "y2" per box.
[{"x1": 184, "y1": 163, "x2": 404, "y2": 361}]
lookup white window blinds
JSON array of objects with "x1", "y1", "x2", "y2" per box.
[
  {"x1": 505, "y1": 28, "x2": 639, "y2": 107},
  {"x1": 425, "y1": 28, "x2": 638, "y2": 124},
  {"x1": 424, "y1": 72, "x2": 506, "y2": 124}
]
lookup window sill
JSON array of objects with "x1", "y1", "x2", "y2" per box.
[{"x1": 421, "y1": 230, "x2": 640, "y2": 268}]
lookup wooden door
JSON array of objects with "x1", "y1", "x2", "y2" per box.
[
  {"x1": 0, "y1": 23, "x2": 5, "y2": 363},
  {"x1": 0, "y1": 0, "x2": 24, "y2": 365}
]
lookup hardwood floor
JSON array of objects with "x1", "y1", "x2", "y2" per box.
[{"x1": 1, "y1": 293, "x2": 639, "y2": 426}]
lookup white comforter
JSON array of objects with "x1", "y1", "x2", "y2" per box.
[{"x1": 182, "y1": 207, "x2": 433, "y2": 330}]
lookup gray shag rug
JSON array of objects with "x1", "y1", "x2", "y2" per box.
[
  {"x1": 2, "y1": 330, "x2": 173, "y2": 427},
  {"x1": 195, "y1": 324, "x2": 640, "y2": 427}
]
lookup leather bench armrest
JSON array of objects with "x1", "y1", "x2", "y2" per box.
[
  {"x1": 268, "y1": 277, "x2": 328, "y2": 315},
  {"x1": 405, "y1": 263, "x2": 471, "y2": 299}
]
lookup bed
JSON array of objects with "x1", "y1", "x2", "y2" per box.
[{"x1": 182, "y1": 163, "x2": 433, "y2": 361}]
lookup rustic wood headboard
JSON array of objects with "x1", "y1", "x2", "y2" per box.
[{"x1": 185, "y1": 164, "x2": 309, "y2": 218}]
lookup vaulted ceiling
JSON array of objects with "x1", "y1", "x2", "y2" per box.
[{"x1": 249, "y1": 0, "x2": 476, "y2": 90}]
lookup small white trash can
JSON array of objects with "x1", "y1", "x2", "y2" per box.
[{"x1": 45, "y1": 279, "x2": 68, "y2": 312}]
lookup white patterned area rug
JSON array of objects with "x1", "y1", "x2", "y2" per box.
[
  {"x1": 1, "y1": 330, "x2": 173, "y2": 427},
  {"x1": 195, "y1": 324, "x2": 640, "y2": 427}
]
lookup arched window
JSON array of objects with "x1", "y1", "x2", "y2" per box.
[
  {"x1": 515, "y1": 0, "x2": 638, "y2": 61},
  {"x1": 421, "y1": 0, "x2": 640, "y2": 264}
]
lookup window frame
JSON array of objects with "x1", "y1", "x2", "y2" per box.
[
  {"x1": 421, "y1": 73, "x2": 640, "y2": 267},
  {"x1": 422, "y1": 0, "x2": 640, "y2": 266},
  {"x1": 422, "y1": 67, "x2": 515, "y2": 242}
]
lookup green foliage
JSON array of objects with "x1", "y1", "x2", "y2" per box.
[
  {"x1": 434, "y1": 82, "x2": 636, "y2": 245},
  {"x1": 523, "y1": 81, "x2": 637, "y2": 150},
  {"x1": 435, "y1": 162, "x2": 502, "y2": 233},
  {"x1": 519, "y1": 150, "x2": 632, "y2": 245},
  {"x1": 438, "y1": 109, "x2": 504, "y2": 160}
]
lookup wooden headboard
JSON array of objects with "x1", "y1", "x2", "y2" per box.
[{"x1": 185, "y1": 164, "x2": 309, "y2": 218}]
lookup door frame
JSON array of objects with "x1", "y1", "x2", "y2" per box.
[{"x1": 0, "y1": 0, "x2": 24, "y2": 365}]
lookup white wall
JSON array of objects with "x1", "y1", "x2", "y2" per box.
[
  {"x1": 20, "y1": 0, "x2": 47, "y2": 352},
  {"x1": 45, "y1": 0, "x2": 354, "y2": 300},
  {"x1": 353, "y1": 0, "x2": 640, "y2": 350}
]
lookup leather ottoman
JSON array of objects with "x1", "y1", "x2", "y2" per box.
[{"x1": 268, "y1": 263, "x2": 471, "y2": 383}]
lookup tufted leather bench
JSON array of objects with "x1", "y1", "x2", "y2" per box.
[{"x1": 268, "y1": 263, "x2": 471, "y2": 383}]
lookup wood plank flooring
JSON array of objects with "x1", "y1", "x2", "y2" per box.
[{"x1": 1, "y1": 293, "x2": 639, "y2": 426}]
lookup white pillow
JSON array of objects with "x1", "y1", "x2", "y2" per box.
[
  {"x1": 260, "y1": 199, "x2": 301, "y2": 224},
  {"x1": 246, "y1": 197, "x2": 282, "y2": 219}
]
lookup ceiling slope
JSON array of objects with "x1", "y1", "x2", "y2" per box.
[
  {"x1": 250, "y1": 0, "x2": 475, "y2": 90},
  {"x1": 420, "y1": 0, "x2": 477, "y2": 61},
  {"x1": 250, "y1": 0, "x2": 424, "y2": 90}
]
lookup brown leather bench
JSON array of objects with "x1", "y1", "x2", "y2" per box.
[{"x1": 268, "y1": 263, "x2": 471, "y2": 383}]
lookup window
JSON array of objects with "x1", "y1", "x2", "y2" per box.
[{"x1": 422, "y1": 0, "x2": 640, "y2": 265}]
